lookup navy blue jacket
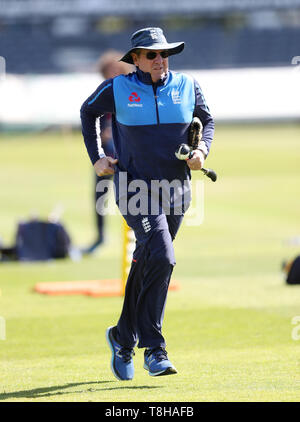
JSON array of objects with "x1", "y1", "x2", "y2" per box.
[{"x1": 80, "y1": 68, "x2": 214, "y2": 209}]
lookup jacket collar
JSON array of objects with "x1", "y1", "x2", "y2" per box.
[{"x1": 136, "y1": 67, "x2": 169, "y2": 86}]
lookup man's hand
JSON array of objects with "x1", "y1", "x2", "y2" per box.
[
  {"x1": 94, "y1": 156, "x2": 118, "y2": 176},
  {"x1": 186, "y1": 150, "x2": 205, "y2": 171}
]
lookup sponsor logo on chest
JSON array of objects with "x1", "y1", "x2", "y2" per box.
[{"x1": 128, "y1": 92, "x2": 143, "y2": 107}]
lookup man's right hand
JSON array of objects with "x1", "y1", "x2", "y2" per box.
[{"x1": 94, "y1": 156, "x2": 118, "y2": 176}]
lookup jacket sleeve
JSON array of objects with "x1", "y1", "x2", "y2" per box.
[
  {"x1": 193, "y1": 79, "x2": 215, "y2": 157},
  {"x1": 80, "y1": 79, "x2": 115, "y2": 165}
]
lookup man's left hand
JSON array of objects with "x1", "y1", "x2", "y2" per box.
[{"x1": 186, "y1": 150, "x2": 205, "y2": 170}]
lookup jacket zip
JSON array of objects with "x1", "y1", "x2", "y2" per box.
[{"x1": 152, "y1": 84, "x2": 160, "y2": 125}]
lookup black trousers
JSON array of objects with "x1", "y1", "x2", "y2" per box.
[{"x1": 116, "y1": 212, "x2": 184, "y2": 349}]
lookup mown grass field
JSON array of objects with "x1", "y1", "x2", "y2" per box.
[{"x1": 0, "y1": 123, "x2": 300, "y2": 402}]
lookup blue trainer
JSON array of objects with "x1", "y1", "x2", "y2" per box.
[
  {"x1": 144, "y1": 347, "x2": 177, "y2": 376},
  {"x1": 105, "y1": 326, "x2": 135, "y2": 381}
]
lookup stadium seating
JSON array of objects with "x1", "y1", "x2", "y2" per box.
[{"x1": 0, "y1": 19, "x2": 299, "y2": 73}]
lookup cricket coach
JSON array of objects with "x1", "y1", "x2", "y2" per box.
[{"x1": 80, "y1": 27, "x2": 214, "y2": 380}]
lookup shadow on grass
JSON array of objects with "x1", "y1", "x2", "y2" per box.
[{"x1": 0, "y1": 381, "x2": 162, "y2": 400}]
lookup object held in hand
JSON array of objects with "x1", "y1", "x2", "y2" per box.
[
  {"x1": 174, "y1": 143, "x2": 217, "y2": 182},
  {"x1": 175, "y1": 116, "x2": 218, "y2": 182},
  {"x1": 174, "y1": 143, "x2": 192, "y2": 160},
  {"x1": 188, "y1": 116, "x2": 203, "y2": 150}
]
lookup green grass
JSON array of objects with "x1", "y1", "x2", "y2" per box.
[{"x1": 0, "y1": 123, "x2": 300, "y2": 402}]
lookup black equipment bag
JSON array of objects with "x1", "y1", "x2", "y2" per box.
[{"x1": 15, "y1": 219, "x2": 71, "y2": 261}]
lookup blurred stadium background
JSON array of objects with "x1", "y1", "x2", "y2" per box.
[
  {"x1": 0, "y1": 0, "x2": 300, "y2": 128},
  {"x1": 1, "y1": 0, "x2": 300, "y2": 402}
]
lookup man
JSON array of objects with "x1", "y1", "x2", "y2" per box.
[{"x1": 80, "y1": 27, "x2": 214, "y2": 380}]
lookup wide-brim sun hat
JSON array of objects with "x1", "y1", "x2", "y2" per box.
[{"x1": 120, "y1": 27, "x2": 184, "y2": 64}]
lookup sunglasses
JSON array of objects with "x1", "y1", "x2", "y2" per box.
[{"x1": 145, "y1": 51, "x2": 169, "y2": 60}]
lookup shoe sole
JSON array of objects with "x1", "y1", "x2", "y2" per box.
[
  {"x1": 105, "y1": 326, "x2": 133, "y2": 381},
  {"x1": 143, "y1": 363, "x2": 177, "y2": 376}
]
